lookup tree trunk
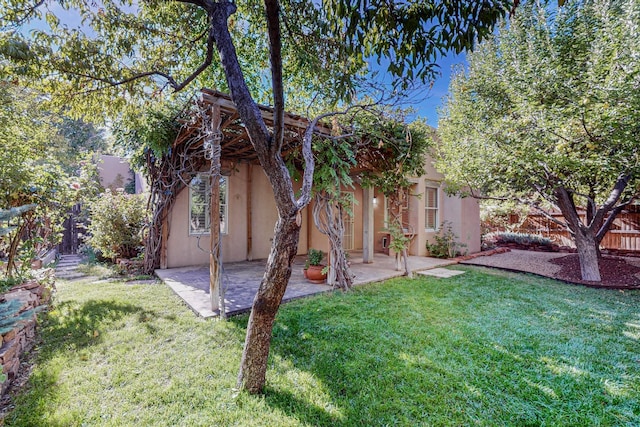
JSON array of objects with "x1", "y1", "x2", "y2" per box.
[
  {"x1": 574, "y1": 228, "x2": 601, "y2": 282},
  {"x1": 6, "y1": 220, "x2": 27, "y2": 277},
  {"x1": 237, "y1": 215, "x2": 301, "y2": 393},
  {"x1": 402, "y1": 248, "x2": 412, "y2": 278},
  {"x1": 312, "y1": 193, "x2": 353, "y2": 290},
  {"x1": 210, "y1": 2, "x2": 314, "y2": 394}
]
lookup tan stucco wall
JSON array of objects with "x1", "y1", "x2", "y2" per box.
[
  {"x1": 370, "y1": 153, "x2": 481, "y2": 257},
  {"x1": 165, "y1": 164, "x2": 310, "y2": 268},
  {"x1": 164, "y1": 151, "x2": 480, "y2": 268},
  {"x1": 97, "y1": 155, "x2": 133, "y2": 191},
  {"x1": 417, "y1": 154, "x2": 481, "y2": 255},
  {"x1": 166, "y1": 165, "x2": 249, "y2": 268}
]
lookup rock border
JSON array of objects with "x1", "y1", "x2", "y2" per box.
[{"x1": 0, "y1": 273, "x2": 53, "y2": 395}]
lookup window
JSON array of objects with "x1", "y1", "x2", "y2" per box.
[
  {"x1": 189, "y1": 174, "x2": 228, "y2": 235},
  {"x1": 425, "y1": 182, "x2": 439, "y2": 231},
  {"x1": 341, "y1": 191, "x2": 355, "y2": 250}
]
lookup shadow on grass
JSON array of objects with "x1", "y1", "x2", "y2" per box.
[
  {"x1": 262, "y1": 387, "x2": 343, "y2": 426},
  {"x1": 259, "y1": 276, "x2": 640, "y2": 426},
  {"x1": 39, "y1": 299, "x2": 158, "y2": 356},
  {"x1": 4, "y1": 299, "x2": 158, "y2": 426}
]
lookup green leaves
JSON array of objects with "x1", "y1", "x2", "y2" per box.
[
  {"x1": 86, "y1": 189, "x2": 148, "y2": 260},
  {"x1": 325, "y1": 0, "x2": 514, "y2": 90},
  {"x1": 1, "y1": 0, "x2": 516, "y2": 117},
  {"x1": 438, "y1": 0, "x2": 640, "y2": 209}
]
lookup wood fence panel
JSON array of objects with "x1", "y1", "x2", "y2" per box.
[{"x1": 510, "y1": 211, "x2": 640, "y2": 253}]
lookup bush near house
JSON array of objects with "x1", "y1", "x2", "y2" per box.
[
  {"x1": 484, "y1": 232, "x2": 558, "y2": 252},
  {"x1": 86, "y1": 190, "x2": 148, "y2": 261},
  {"x1": 426, "y1": 221, "x2": 467, "y2": 259}
]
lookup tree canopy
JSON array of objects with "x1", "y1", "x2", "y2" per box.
[
  {"x1": 1, "y1": 0, "x2": 516, "y2": 119},
  {"x1": 0, "y1": 82, "x2": 104, "y2": 277},
  {"x1": 437, "y1": 0, "x2": 640, "y2": 281},
  {"x1": 2, "y1": 0, "x2": 516, "y2": 393}
]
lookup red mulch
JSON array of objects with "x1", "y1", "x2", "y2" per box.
[{"x1": 549, "y1": 254, "x2": 640, "y2": 289}]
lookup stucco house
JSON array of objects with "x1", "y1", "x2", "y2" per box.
[
  {"x1": 97, "y1": 154, "x2": 146, "y2": 194},
  {"x1": 152, "y1": 90, "x2": 480, "y2": 270}
]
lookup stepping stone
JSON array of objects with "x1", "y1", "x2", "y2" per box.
[
  {"x1": 418, "y1": 268, "x2": 466, "y2": 278},
  {"x1": 55, "y1": 254, "x2": 87, "y2": 280}
]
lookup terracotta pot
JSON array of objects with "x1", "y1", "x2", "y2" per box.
[{"x1": 306, "y1": 264, "x2": 327, "y2": 284}]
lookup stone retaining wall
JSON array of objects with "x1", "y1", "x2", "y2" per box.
[{"x1": 0, "y1": 274, "x2": 53, "y2": 395}]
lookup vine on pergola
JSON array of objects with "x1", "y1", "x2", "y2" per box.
[
  {"x1": 309, "y1": 134, "x2": 362, "y2": 290},
  {"x1": 289, "y1": 107, "x2": 433, "y2": 288},
  {"x1": 358, "y1": 112, "x2": 434, "y2": 276},
  {"x1": 113, "y1": 100, "x2": 211, "y2": 274}
]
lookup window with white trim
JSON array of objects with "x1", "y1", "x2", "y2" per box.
[
  {"x1": 189, "y1": 174, "x2": 228, "y2": 235},
  {"x1": 425, "y1": 182, "x2": 439, "y2": 231}
]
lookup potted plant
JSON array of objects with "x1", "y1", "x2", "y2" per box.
[{"x1": 304, "y1": 248, "x2": 327, "y2": 284}]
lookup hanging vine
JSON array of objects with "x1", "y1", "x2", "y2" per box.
[
  {"x1": 357, "y1": 110, "x2": 434, "y2": 276},
  {"x1": 113, "y1": 99, "x2": 212, "y2": 274}
]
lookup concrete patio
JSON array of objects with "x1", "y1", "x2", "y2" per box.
[{"x1": 156, "y1": 252, "x2": 457, "y2": 318}]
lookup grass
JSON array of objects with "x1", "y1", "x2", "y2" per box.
[
  {"x1": 4, "y1": 266, "x2": 640, "y2": 426},
  {"x1": 75, "y1": 261, "x2": 120, "y2": 279}
]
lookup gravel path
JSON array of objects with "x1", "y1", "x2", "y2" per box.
[{"x1": 459, "y1": 249, "x2": 568, "y2": 277}]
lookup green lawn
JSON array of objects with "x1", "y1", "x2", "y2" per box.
[{"x1": 4, "y1": 266, "x2": 640, "y2": 426}]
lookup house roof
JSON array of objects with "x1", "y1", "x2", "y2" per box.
[{"x1": 173, "y1": 89, "x2": 333, "y2": 164}]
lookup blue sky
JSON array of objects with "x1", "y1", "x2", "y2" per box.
[
  {"x1": 413, "y1": 51, "x2": 466, "y2": 128},
  {"x1": 26, "y1": 4, "x2": 466, "y2": 128}
]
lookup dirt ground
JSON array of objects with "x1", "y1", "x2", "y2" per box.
[
  {"x1": 460, "y1": 249, "x2": 640, "y2": 290},
  {"x1": 549, "y1": 254, "x2": 640, "y2": 288}
]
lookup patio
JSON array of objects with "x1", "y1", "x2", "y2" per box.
[{"x1": 156, "y1": 251, "x2": 456, "y2": 318}]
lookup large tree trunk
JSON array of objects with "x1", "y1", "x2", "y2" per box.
[
  {"x1": 211, "y1": 1, "x2": 314, "y2": 394},
  {"x1": 574, "y1": 227, "x2": 601, "y2": 282},
  {"x1": 555, "y1": 186, "x2": 607, "y2": 282},
  {"x1": 236, "y1": 215, "x2": 301, "y2": 393}
]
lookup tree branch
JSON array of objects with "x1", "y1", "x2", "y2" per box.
[
  {"x1": 172, "y1": 26, "x2": 216, "y2": 92},
  {"x1": 526, "y1": 201, "x2": 569, "y2": 230},
  {"x1": 554, "y1": 186, "x2": 587, "y2": 235},
  {"x1": 2, "y1": 0, "x2": 45, "y2": 27},
  {"x1": 595, "y1": 201, "x2": 630, "y2": 243},
  {"x1": 296, "y1": 103, "x2": 376, "y2": 209},
  {"x1": 264, "y1": 0, "x2": 285, "y2": 153},
  {"x1": 55, "y1": 22, "x2": 215, "y2": 94},
  {"x1": 589, "y1": 173, "x2": 631, "y2": 233},
  {"x1": 581, "y1": 110, "x2": 599, "y2": 143}
]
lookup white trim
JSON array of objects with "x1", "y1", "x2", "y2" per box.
[
  {"x1": 424, "y1": 181, "x2": 439, "y2": 232},
  {"x1": 342, "y1": 191, "x2": 355, "y2": 251},
  {"x1": 188, "y1": 173, "x2": 229, "y2": 236}
]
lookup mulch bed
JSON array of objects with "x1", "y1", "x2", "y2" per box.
[{"x1": 549, "y1": 254, "x2": 640, "y2": 289}]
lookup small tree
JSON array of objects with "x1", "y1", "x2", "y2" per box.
[
  {"x1": 86, "y1": 190, "x2": 147, "y2": 261},
  {"x1": 438, "y1": 0, "x2": 640, "y2": 282},
  {"x1": 0, "y1": 204, "x2": 36, "y2": 277},
  {"x1": 360, "y1": 112, "x2": 433, "y2": 276}
]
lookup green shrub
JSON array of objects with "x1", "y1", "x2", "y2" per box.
[
  {"x1": 306, "y1": 248, "x2": 325, "y2": 266},
  {"x1": 484, "y1": 232, "x2": 553, "y2": 247},
  {"x1": 426, "y1": 221, "x2": 467, "y2": 259},
  {"x1": 86, "y1": 190, "x2": 148, "y2": 261}
]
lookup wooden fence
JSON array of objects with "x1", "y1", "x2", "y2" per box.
[
  {"x1": 58, "y1": 204, "x2": 83, "y2": 255},
  {"x1": 510, "y1": 207, "x2": 640, "y2": 252}
]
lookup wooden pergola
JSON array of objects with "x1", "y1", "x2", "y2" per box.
[
  {"x1": 174, "y1": 89, "x2": 333, "y2": 164},
  {"x1": 172, "y1": 89, "x2": 335, "y2": 315}
]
